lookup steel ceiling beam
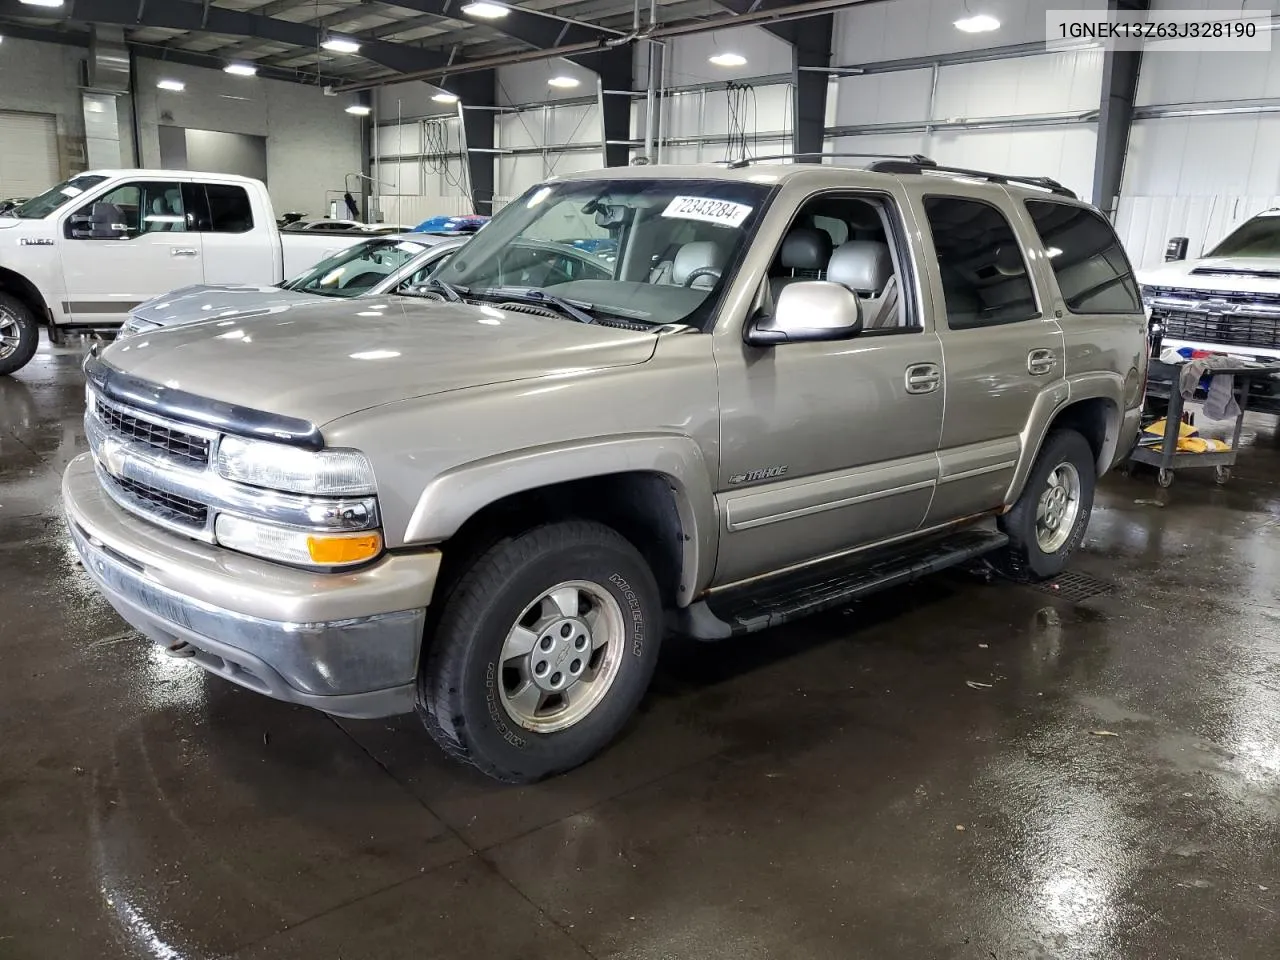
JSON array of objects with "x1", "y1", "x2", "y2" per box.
[
  {"x1": 360, "y1": 0, "x2": 617, "y2": 50},
  {"x1": 0, "y1": 0, "x2": 450, "y2": 72}
]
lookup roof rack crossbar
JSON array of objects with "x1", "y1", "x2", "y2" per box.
[
  {"x1": 866, "y1": 158, "x2": 1077, "y2": 198},
  {"x1": 723, "y1": 152, "x2": 935, "y2": 169}
]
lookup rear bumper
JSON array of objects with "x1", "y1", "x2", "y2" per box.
[{"x1": 63, "y1": 453, "x2": 439, "y2": 718}]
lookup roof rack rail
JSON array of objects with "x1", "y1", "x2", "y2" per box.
[
  {"x1": 866, "y1": 158, "x2": 1077, "y2": 199},
  {"x1": 723, "y1": 152, "x2": 935, "y2": 169}
]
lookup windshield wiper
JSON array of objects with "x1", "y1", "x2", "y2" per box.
[
  {"x1": 474, "y1": 286, "x2": 596, "y2": 324},
  {"x1": 402, "y1": 277, "x2": 465, "y2": 303}
]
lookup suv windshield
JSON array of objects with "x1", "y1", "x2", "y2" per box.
[
  {"x1": 1207, "y1": 213, "x2": 1280, "y2": 258},
  {"x1": 285, "y1": 237, "x2": 430, "y2": 297},
  {"x1": 12, "y1": 175, "x2": 109, "y2": 220},
  {"x1": 433, "y1": 178, "x2": 770, "y2": 327}
]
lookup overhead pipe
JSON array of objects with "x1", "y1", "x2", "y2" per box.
[
  {"x1": 644, "y1": 0, "x2": 658, "y2": 163},
  {"x1": 334, "y1": 0, "x2": 885, "y2": 92}
]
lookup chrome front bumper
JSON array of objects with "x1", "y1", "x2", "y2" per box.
[{"x1": 64, "y1": 453, "x2": 439, "y2": 719}]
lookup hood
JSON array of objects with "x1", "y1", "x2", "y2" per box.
[
  {"x1": 100, "y1": 297, "x2": 659, "y2": 426},
  {"x1": 130, "y1": 284, "x2": 321, "y2": 329},
  {"x1": 1139, "y1": 257, "x2": 1280, "y2": 295}
]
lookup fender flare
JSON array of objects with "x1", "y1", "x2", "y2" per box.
[
  {"x1": 1006, "y1": 374, "x2": 1123, "y2": 502},
  {"x1": 403, "y1": 433, "x2": 718, "y2": 605}
]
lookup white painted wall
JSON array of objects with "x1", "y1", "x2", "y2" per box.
[
  {"x1": 133, "y1": 58, "x2": 362, "y2": 217},
  {"x1": 833, "y1": 0, "x2": 1107, "y2": 63},
  {"x1": 1116, "y1": 10, "x2": 1280, "y2": 266},
  {"x1": 0, "y1": 36, "x2": 118, "y2": 179}
]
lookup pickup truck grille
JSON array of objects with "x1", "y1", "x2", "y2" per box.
[
  {"x1": 95, "y1": 396, "x2": 211, "y2": 465},
  {"x1": 1147, "y1": 287, "x2": 1280, "y2": 350},
  {"x1": 103, "y1": 470, "x2": 210, "y2": 528}
]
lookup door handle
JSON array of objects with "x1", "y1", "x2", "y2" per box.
[
  {"x1": 170, "y1": 247, "x2": 199, "y2": 258},
  {"x1": 905, "y1": 362, "x2": 941, "y2": 395},
  {"x1": 1027, "y1": 348, "x2": 1058, "y2": 376}
]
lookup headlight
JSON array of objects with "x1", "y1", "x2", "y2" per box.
[
  {"x1": 216, "y1": 436, "x2": 376, "y2": 495},
  {"x1": 215, "y1": 514, "x2": 382, "y2": 567}
]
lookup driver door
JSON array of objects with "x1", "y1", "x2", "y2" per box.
[
  {"x1": 59, "y1": 179, "x2": 203, "y2": 325},
  {"x1": 713, "y1": 189, "x2": 945, "y2": 585}
]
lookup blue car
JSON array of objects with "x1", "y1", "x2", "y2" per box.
[{"x1": 414, "y1": 214, "x2": 490, "y2": 235}]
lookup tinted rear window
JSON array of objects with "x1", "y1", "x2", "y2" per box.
[{"x1": 1025, "y1": 200, "x2": 1141, "y2": 315}]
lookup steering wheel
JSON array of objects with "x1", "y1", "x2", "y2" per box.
[{"x1": 683, "y1": 267, "x2": 721, "y2": 288}]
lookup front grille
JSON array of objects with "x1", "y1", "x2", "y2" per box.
[
  {"x1": 106, "y1": 471, "x2": 209, "y2": 527},
  {"x1": 1155, "y1": 306, "x2": 1280, "y2": 350},
  {"x1": 95, "y1": 398, "x2": 210, "y2": 465},
  {"x1": 1146, "y1": 285, "x2": 1280, "y2": 308}
]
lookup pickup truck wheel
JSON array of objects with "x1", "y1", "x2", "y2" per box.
[
  {"x1": 995, "y1": 429, "x2": 1096, "y2": 582},
  {"x1": 0, "y1": 294, "x2": 38, "y2": 376},
  {"x1": 417, "y1": 521, "x2": 662, "y2": 783}
]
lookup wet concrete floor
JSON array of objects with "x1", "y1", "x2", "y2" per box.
[{"x1": 2, "y1": 338, "x2": 1279, "y2": 959}]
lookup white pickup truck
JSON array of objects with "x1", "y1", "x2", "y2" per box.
[{"x1": 0, "y1": 170, "x2": 367, "y2": 375}]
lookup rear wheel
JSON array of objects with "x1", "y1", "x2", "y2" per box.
[
  {"x1": 0, "y1": 294, "x2": 38, "y2": 376},
  {"x1": 995, "y1": 429, "x2": 1096, "y2": 582},
  {"x1": 417, "y1": 521, "x2": 662, "y2": 783}
]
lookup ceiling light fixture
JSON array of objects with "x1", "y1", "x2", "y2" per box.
[
  {"x1": 954, "y1": 13, "x2": 1000, "y2": 32},
  {"x1": 224, "y1": 63, "x2": 257, "y2": 76},
  {"x1": 709, "y1": 52, "x2": 747, "y2": 67},
  {"x1": 156, "y1": 79, "x2": 185, "y2": 92},
  {"x1": 345, "y1": 104, "x2": 372, "y2": 115},
  {"x1": 18, "y1": 0, "x2": 65, "y2": 7},
  {"x1": 321, "y1": 36, "x2": 361, "y2": 54},
  {"x1": 432, "y1": 91, "x2": 459, "y2": 103},
  {"x1": 548, "y1": 75, "x2": 580, "y2": 88},
  {"x1": 461, "y1": 2, "x2": 508, "y2": 18}
]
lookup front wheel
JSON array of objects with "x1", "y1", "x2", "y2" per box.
[
  {"x1": 417, "y1": 521, "x2": 662, "y2": 783},
  {"x1": 0, "y1": 294, "x2": 38, "y2": 376},
  {"x1": 995, "y1": 429, "x2": 1096, "y2": 582}
]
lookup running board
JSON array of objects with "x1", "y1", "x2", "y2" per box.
[{"x1": 675, "y1": 528, "x2": 1008, "y2": 639}]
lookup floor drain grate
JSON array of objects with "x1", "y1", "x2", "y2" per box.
[{"x1": 1031, "y1": 571, "x2": 1113, "y2": 602}]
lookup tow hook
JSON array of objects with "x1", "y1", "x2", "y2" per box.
[{"x1": 164, "y1": 641, "x2": 196, "y2": 658}]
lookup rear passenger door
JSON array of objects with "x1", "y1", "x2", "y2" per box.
[
  {"x1": 186, "y1": 181, "x2": 275, "y2": 285},
  {"x1": 1021, "y1": 200, "x2": 1147, "y2": 421},
  {"x1": 913, "y1": 189, "x2": 1067, "y2": 526}
]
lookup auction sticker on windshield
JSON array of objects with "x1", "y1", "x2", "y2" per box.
[{"x1": 662, "y1": 196, "x2": 753, "y2": 228}]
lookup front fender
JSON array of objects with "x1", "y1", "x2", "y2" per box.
[{"x1": 404, "y1": 433, "x2": 718, "y2": 604}]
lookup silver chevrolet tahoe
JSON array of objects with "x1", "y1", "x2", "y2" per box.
[{"x1": 64, "y1": 159, "x2": 1147, "y2": 783}]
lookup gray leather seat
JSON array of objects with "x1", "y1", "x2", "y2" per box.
[
  {"x1": 770, "y1": 228, "x2": 833, "y2": 301},
  {"x1": 663, "y1": 240, "x2": 724, "y2": 290},
  {"x1": 827, "y1": 241, "x2": 900, "y2": 329}
]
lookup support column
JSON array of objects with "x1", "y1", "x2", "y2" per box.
[
  {"x1": 1092, "y1": 0, "x2": 1148, "y2": 218},
  {"x1": 574, "y1": 50, "x2": 635, "y2": 167},
  {"x1": 791, "y1": 13, "x2": 833, "y2": 161},
  {"x1": 455, "y1": 69, "x2": 497, "y2": 215}
]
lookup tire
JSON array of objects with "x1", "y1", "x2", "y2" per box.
[
  {"x1": 417, "y1": 520, "x2": 662, "y2": 783},
  {"x1": 0, "y1": 294, "x2": 38, "y2": 377},
  {"x1": 995, "y1": 429, "x2": 1096, "y2": 582}
]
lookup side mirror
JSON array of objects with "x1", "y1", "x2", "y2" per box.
[
  {"x1": 89, "y1": 202, "x2": 127, "y2": 240},
  {"x1": 1165, "y1": 236, "x2": 1189, "y2": 262},
  {"x1": 745, "y1": 281, "x2": 863, "y2": 346}
]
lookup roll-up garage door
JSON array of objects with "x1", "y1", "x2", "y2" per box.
[{"x1": 0, "y1": 111, "x2": 60, "y2": 200}]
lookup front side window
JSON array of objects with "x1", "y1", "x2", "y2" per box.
[
  {"x1": 923, "y1": 196, "x2": 1038, "y2": 330},
  {"x1": 285, "y1": 238, "x2": 429, "y2": 297},
  {"x1": 434, "y1": 178, "x2": 771, "y2": 328},
  {"x1": 13, "y1": 175, "x2": 108, "y2": 219},
  {"x1": 69, "y1": 181, "x2": 187, "y2": 238},
  {"x1": 1206, "y1": 212, "x2": 1280, "y2": 258}
]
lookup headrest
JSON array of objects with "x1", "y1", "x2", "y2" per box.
[
  {"x1": 151, "y1": 196, "x2": 170, "y2": 213},
  {"x1": 993, "y1": 244, "x2": 1026, "y2": 277},
  {"x1": 828, "y1": 241, "x2": 893, "y2": 295},
  {"x1": 672, "y1": 241, "x2": 725, "y2": 285},
  {"x1": 780, "y1": 228, "x2": 833, "y2": 270}
]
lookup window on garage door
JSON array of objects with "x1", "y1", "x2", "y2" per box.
[{"x1": 0, "y1": 111, "x2": 60, "y2": 201}]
